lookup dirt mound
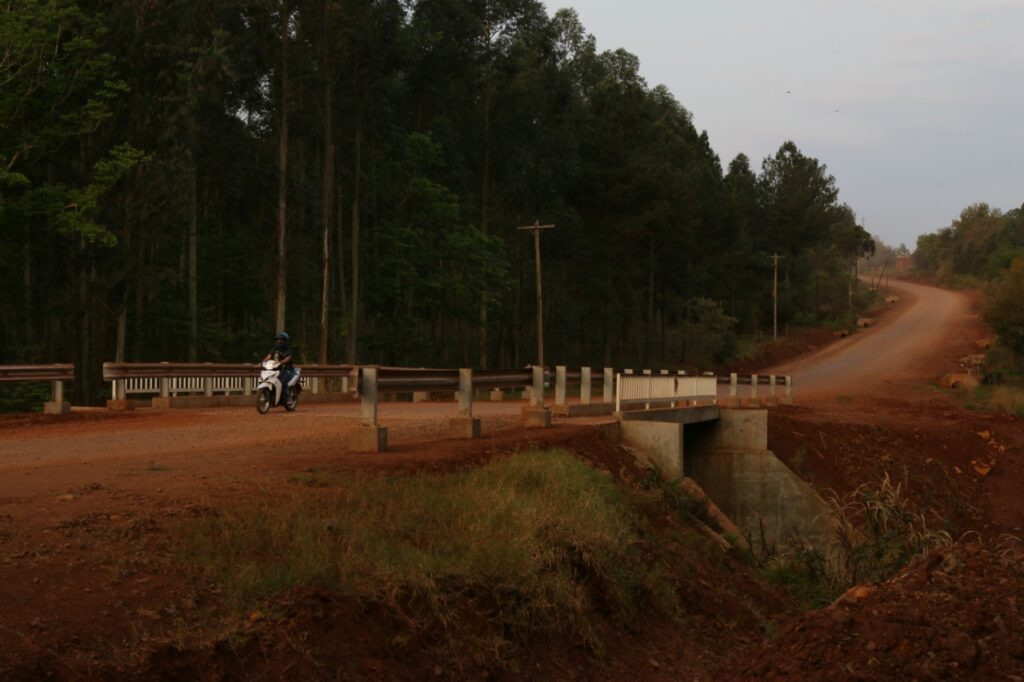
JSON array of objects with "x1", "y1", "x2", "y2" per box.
[
  {"x1": 730, "y1": 328, "x2": 840, "y2": 375},
  {"x1": 734, "y1": 540, "x2": 1024, "y2": 680}
]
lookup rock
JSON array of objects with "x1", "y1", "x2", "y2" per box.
[
  {"x1": 885, "y1": 295, "x2": 901, "y2": 304},
  {"x1": 833, "y1": 584, "x2": 875, "y2": 606},
  {"x1": 938, "y1": 373, "x2": 980, "y2": 391},
  {"x1": 857, "y1": 318, "x2": 874, "y2": 328}
]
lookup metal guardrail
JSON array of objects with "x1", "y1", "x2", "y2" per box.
[
  {"x1": 0, "y1": 365, "x2": 75, "y2": 382},
  {"x1": 0, "y1": 364, "x2": 75, "y2": 413}
]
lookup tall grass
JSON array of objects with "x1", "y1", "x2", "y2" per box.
[
  {"x1": 178, "y1": 450, "x2": 680, "y2": 655},
  {"x1": 757, "y1": 474, "x2": 952, "y2": 608}
]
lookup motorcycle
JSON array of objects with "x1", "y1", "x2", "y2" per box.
[{"x1": 256, "y1": 360, "x2": 301, "y2": 414}]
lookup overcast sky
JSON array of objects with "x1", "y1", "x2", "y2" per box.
[{"x1": 551, "y1": 0, "x2": 1024, "y2": 247}]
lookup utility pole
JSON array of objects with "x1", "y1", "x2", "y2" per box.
[
  {"x1": 766, "y1": 253, "x2": 785, "y2": 341},
  {"x1": 518, "y1": 220, "x2": 555, "y2": 368}
]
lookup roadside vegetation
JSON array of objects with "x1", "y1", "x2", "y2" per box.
[
  {"x1": 753, "y1": 475, "x2": 952, "y2": 609},
  {"x1": 176, "y1": 449, "x2": 739, "y2": 667}
]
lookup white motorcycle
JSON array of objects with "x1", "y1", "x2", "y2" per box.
[{"x1": 256, "y1": 360, "x2": 301, "y2": 414}]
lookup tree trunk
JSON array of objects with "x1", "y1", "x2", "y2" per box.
[
  {"x1": 347, "y1": 92, "x2": 364, "y2": 364},
  {"x1": 478, "y1": 87, "x2": 492, "y2": 368},
  {"x1": 188, "y1": 153, "x2": 198, "y2": 361},
  {"x1": 318, "y1": 0, "x2": 333, "y2": 364},
  {"x1": 274, "y1": 1, "x2": 290, "y2": 334}
]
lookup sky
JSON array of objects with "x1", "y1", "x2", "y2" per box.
[{"x1": 549, "y1": 0, "x2": 1024, "y2": 247}]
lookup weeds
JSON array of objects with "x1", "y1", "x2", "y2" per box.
[
  {"x1": 757, "y1": 474, "x2": 952, "y2": 608},
  {"x1": 177, "y1": 450, "x2": 681, "y2": 661},
  {"x1": 640, "y1": 468, "x2": 714, "y2": 528}
]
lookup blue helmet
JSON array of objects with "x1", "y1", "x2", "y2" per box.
[{"x1": 275, "y1": 332, "x2": 289, "y2": 344}]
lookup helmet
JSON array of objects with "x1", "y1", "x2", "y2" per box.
[{"x1": 275, "y1": 332, "x2": 289, "y2": 344}]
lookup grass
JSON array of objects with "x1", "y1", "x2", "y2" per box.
[
  {"x1": 755, "y1": 474, "x2": 952, "y2": 609},
  {"x1": 966, "y1": 385, "x2": 1024, "y2": 417},
  {"x1": 176, "y1": 450, "x2": 685, "y2": 658}
]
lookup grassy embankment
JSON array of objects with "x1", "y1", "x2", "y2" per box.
[{"x1": 176, "y1": 450, "x2": 736, "y2": 669}]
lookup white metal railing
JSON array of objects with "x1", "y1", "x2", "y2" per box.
[
  {"x1": 615, "y1": 372, "x2": 718, "y2": 412},
  {"x1": 118, "y1": 375, "x2": 308, "y2": 398}
]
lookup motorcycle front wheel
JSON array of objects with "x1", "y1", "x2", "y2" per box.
[
  {"x1": 257, "y1": 388, "x2": 272, "y2": 414},
  {"x1": 284, "y1": 391, "x2": 298, "y2": 412}
]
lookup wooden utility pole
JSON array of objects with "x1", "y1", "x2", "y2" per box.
[
  {"x1": 518, "y1": 220, "x2": 555, "y2": 368},
  {"x1": 767, "y1": 253, "x2": 785, "y2": 341}
]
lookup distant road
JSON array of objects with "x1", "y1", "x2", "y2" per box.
[{"x1": 767, "y1": 280, "x2": 973, "y2": 400}]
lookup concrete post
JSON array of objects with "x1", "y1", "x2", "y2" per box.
[
  {"x1": 603, "y1": 368, "x2": 614, "y2": 403},
  {"x1": 730, "y1": 373, "x2": 738, "y2": 398},
  {"x1": 767, "y1": 375, "x2": 778, "y2": 406},
  {"x1": 413, "y1": 391, "x2": 429, "y2": 403},
  {"x1": 531, "y1": 366, "x2": 544, "y2": 407},
  {"x1": 580, "y1": 367, "x2": 592, "y2": 405},
  {"x1": 525, "y1": 366, "x2": 551, "y2": 428},
  {"x1": 450, "y1": 368, "x2": 481, "y2": 438},
  {"x1": 490, "y1": 388, "x2": 503, "y2": 401},
  {"x1": 342, "y1": 375, "x2": 350, "y2": 394},
  {"x1": 312, "y1": 377, "x2": 320, "y2": 395},
  {"x1": 625, "y1": 369, "x2": 634, "y2": 375},
  {"x1": 749, "y1": 374, "x2": 761, "y2": 408},
  {"x1": 352, "y1": 367, "x2": 387, "y2": 452},
  {"x1": 203, "y1": 377, "x2": 213, "y2": 398},
  {"x1": 160, "y1": 378, "x2": 170, "y2": 398},
  {"x1": 555, "y1": 366, "x2": 567, "y2": 406},
  {"x1": 643, "y1": 369, "x2": 652, "y2": 376},
  {"x1": 783, "y1": 376, "x2": 794, "y2": 405},
  {"x1": 106, "y1": 379, "x2": 132, "y2": 411},
  {"x1": 360, "y1": 368, "x2": 379, "y2": 426},
  {"x1": 243, "y1": 377, "x2": 253, "y2": 396},
  {"x1": 44, "y1": 380, "x2": 71, "y2": 415}
]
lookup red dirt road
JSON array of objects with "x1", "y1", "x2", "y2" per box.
[{"x1": 768, "y1": 279, "x2": 976, "y2": 400}]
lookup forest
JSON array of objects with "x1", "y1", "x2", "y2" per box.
[
  {"x1": 914, "y1": 202, "x2": 1024, "y2": 362},
  {"x1": 1, "y1": 0, "x2": 874, "y2": 403}
]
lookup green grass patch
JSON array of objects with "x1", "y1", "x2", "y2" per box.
[
  {"x1": 965, "y1": 384, "x2": 1024, "y2": 417},
  {"x1": 177, "y1": 450, "x2": 682, "y2": 652}
]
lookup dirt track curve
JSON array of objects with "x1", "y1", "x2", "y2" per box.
[{"x1": 768, "y1": 280, "x2": 973, "y2": 400}]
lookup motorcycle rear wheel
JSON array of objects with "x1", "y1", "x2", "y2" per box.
[
  {"x1": 284, "y1": 391, "x2": 298, "y2": 412},
  {"x1": 257, "y1": 388, "x2": 272, "y2": 414}
]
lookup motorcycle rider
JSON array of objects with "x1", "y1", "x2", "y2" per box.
[{"x1": 263, "y1": 332, "x2": 296, "y2": 401}]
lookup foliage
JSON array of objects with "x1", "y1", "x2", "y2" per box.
[
  {"x1": 179, "y1": 450, "x2": 680, "y2": 659},
  {"x1": 984, "y1": 258, "x2": 1024, "y2": 358},
  {"x1": 1, "y1": 1, "x2": 873, "y2": 403}
]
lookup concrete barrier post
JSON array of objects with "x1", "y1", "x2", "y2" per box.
[
  {"x1": 603, "y1": 368, "x2": 614, "y2": 403},
  {"x1": 342, "y1": 375, "x2": 350, "y2": 394},
  {"x1": 449, "y1": 368, "x2": 481, "y2": 438},
  {"x1": 44, "y1": 380, "x2": 71, "y2": 415},
  {"x1": 203, "y1": 377, "x2": 213, "y2": 398},
  {"x1": 490, "y1": 388, "x2": 503, "y2": 401},
  {"x1": 555, "y1": 366, "x2": 567, "y2": 406},
  {"x1": 783, "y1": 376, "x2": 794, "y2": 405},
  {"x1": 525, "y1": 366, "x2": 552, "y2": 428},
  {"x1": 531, "y1": 366, "x2": 544, "y2": 407},
  {"x1": 242, "y1": 377, "x2": 253, "y2": 396},
  {"x1": 352, "y1": 367, "x2": 387, "y2": 452},
  {"x1": 580, "y1": 367, "x2": 592, "y2": 405},
  {"x1": 160, "y1": 377, "x2": 170, "y2": 398},
  {"x1": 730, "y1": 373, "x2": 738, "y2": 398},
  {"x1": 312, "y1": 377, "x2": 320, "y2": 395},
  {"x1": 749, "y1": 374, "x2": 761, "y2": 407}
]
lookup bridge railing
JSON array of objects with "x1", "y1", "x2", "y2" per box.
[
  {"x1": 717, "y1": 373, "x2": 793, "y2": 404},
  {"x1": 615, "y1": 371, "x2": 718, "y2": 412},
  {"x1": 0, "y1": 364, "x2": 75, "y2": 414},
  {"x1": 101, "y1": 362, "x2": 356, "y2": 400}
]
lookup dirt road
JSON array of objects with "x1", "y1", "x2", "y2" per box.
[{"x1": 768, "y1": 280, "x2": 977, "y2": 400}]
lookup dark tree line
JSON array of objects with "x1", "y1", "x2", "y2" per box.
[{"x1": 1, "y1": 0, "x2": 872, "y2": 403}]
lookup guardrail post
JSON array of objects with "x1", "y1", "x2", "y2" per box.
[
  {"x1": 311, "y1": 377, "x2": 320, "y2": 395},
  {"x1": 450, "y1": 368, "x2": 481, "y2": 438},
  {"x1": 243, "y1": 377, "x2": 253, "y2": 396},
  {"x1": 351, "y1": 367, "x2": 387, "y2": 452},
  {"x1": 44, "y1": 380, "x2": 71, "y2": 415},
  {"x1": 555, "y1": 366, "x2": 567, "y2": 406},
  {"x1": 615, "y1": 373, "x2": 621, "y2": 413},
  {"x1": 783, "y1": 376, "x2": 794, "y2": 405},
  {"x1": 768, "y1": 375, "x2": 778, "y2": 406},
  {"x1": 580, "y1": 367, "x2": 591, "y2": 405},
  {"x1": 525, "y1": 366, "x2": 551, "y2": 428},
  {"x1": 106, "y1": 378, "x2": 133, "y2": 412},
  {"x1": 603, "y1": 368, "x2": 614, "y2": 403},
  {"x1": 151, "y1": 375, "x2": 173, "y2": 410},
  {"x1": 749, "y1": 374, "x2": 760, "y2": 407},
  {"x1": 203, "y1": 377, "x2": 213, "y2": 398}
]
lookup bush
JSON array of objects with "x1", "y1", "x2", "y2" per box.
[{"x1": 984, "y1": 258, "x2": 1024, "y2": 358}]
